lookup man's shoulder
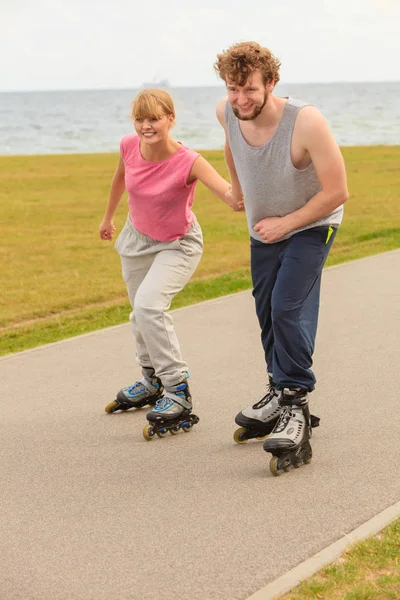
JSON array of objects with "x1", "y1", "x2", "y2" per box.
[
  {"x1": 292, "y1": 101, "x2": 325, "y2": 131},
  {"x1": 287, "y1": 97, "x2": 309, "y2": 109},
  {"x1": 216, "y1": 96, "x2": 229, "y2": 127},
  {"x1": 292, "y1": 102, "x2": 332, "y2": 148}
]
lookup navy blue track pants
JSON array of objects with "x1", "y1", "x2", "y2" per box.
[{"x1": 250, "y1": 225, "x2": 337, "y2": 392}]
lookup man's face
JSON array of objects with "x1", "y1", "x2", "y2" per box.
[{"x1": 226, "y1": 71, "x2": 270, "y2": 121}]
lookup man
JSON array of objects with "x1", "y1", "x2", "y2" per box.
[{"x1": 215, "y1": 41, "x2": 348, "y2": 475}]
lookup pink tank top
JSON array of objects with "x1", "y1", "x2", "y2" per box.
[{"x1": 120, "y1": 134, "x2": 200, "y2": 241}]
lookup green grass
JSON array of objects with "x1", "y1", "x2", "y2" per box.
[
  {"x1": 1, "y1": 269, "x2": 252, "y2": 355},
  {"x1": 280, "y1": 517, "x2": 400, "y2": 600},
  {"x1": 1, "y1": 146, "x2": 399, "y2": 355}
]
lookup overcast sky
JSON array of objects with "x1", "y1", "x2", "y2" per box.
[{"x1": 1, "y1": 0, "x2": 399, "y2": 92}]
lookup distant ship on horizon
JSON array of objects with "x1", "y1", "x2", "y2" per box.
[{"x1": 141, "y1": 78, "x2": 170, "y2": 88}]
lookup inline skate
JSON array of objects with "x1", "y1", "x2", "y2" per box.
[
  {"x1": 143, "y1": 380, "x2": 199, "y2": 440},
  {"x1": 233, "y1": 376, "x2": 320, "y2": 444},
  {"x1": 263, "y1": 388, "x2": 313, "y2": 476},
  {"x1": 233, "y1": 377, "x2": 281, "y2": 444},
  {"x1": 105, "y1": 367, "x2": 163, "y2": 414}
]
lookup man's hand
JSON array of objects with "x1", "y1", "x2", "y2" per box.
[
  {"x1": 253, "y1": 217, "x2": 290, "y2": 243},
  {"x1": 225, "y1": 187, "x2": 245, "y2": 211},
  {"x1": 99, "y1": 219, "x2": 116, "y2": 240}
]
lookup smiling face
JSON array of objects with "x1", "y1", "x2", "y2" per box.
[
  {"x1": 226, "y1": 70, "x2": 272, "y2": 121},
  {"x1": 131, "y1": 89, "x2": 175, "y2": 145},
  {"x1": 134, "y1": 114, "x2": 173, "y2": 145}
]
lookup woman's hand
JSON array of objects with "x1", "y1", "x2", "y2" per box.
[
  {"x1": 99, "y1": 219, "x2": 116, "y2": 240},
  {"x1": 188, "y1": 156, "x2": 244, "y2": 210},
  {"x1": 225, "y1": 186, "x2": 245, "y2": 211}
]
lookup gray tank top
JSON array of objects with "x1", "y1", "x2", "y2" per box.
[{"x1": 225, "y1": 97, "x2": 343, "y2": 242}]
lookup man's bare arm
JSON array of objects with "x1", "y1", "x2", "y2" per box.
[
  {"x1": 254, "y1": 107, "x2": 349, "y2": 243},
  {"x1": 284, "y1": 106, "x2": 348, "y2": 230}
]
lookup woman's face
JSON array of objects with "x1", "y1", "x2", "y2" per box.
[{"x1": 134, "y1": 113, "x2": 173, "y2": 145}]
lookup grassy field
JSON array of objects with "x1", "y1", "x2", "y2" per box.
[
  {"x1": 1, "y1": 146, "x2": 399, "y2": 355},
  {"x1": 281, "y1": 517, "x2": 400, "y2": 600}
]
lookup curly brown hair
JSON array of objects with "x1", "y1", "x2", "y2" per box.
[{"x1": 214, "y1": 41, "x2": 281, "y2": 86}]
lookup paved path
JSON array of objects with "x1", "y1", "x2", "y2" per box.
[{"x1": 1, "y1": 250, "x2": 399, "y2": 600}]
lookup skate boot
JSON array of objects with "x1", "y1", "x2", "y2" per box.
[
  {"x1": 105, "y1": 368, "x2": 164, "y2": 413},
  {"x1": 143, "y1": 380, "x2": 199, "y2": 440},
  {"x1": 233, "y1": 376, "x2": 282, "y2": 444},
  {"x1": 263, "y1": 388, "x2": 313, "y2": 476}
]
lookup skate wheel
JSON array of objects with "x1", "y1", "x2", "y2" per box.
[
  {"x1": 156, "y1": 429, "x2": 168, "y2": 438},
  {"x1": 105, "y1": 401, "x2": 119, "y2": 414},
  {"x1": 169, "y1": 426, "x2": 180, "y2": 435},
  {"x1": 269, "y1": 456, "x2": 282, "y2": 477},
  {"x1": 181, "y1": 423, "x2": 192, "y2": 432},
  {"x1": 142, "y1": 424, "x2": 155, "y2": 441},
  {"x1": 233, "y1": 427, "x2": 249, "y2": 444},
  {"x1": 256, "y1": 434, "x2": 268, "y2": 441}
]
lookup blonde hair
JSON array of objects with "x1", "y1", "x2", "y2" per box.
[
  {"x1": 131, "y1": 89, "x2": 175, "y2": 121},
  {"x1": 214, "y1": 41, "x2": 281, "y2": 86}
]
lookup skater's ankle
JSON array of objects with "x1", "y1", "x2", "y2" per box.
[
  {"x1": 280, "y1": 388, "x2": 308, "y2": 406},
  {"x1": 165, "y1": 377, "x2": 189, "y2": 391},
  {"x1": 143, "y1": 375, "x2": 162, "y2": 390},
  {"x1": 282, "y1": 386, "x2": 307, "y2": 394}
]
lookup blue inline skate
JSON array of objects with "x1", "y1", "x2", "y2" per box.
[
  {"x1": 105, "y1": 367, "x2": 163, "y2": 413},
  {"x1": 142, "y1": 379, "x2": 199, "y2": 440}
]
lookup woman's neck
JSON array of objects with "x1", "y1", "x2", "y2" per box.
[{"x1": 140, "y1": 137, "x2": 180, "y2": 162}]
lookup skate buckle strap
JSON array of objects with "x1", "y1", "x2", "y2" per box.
[
  {"x1": 280, "y1": 388, "x2": 308, "y2": 407},
  {"x1": 164, "y1": 391, "x2": 192, "y2": 411},
  {"x1": 154, "y1": 385, "x2": 192, "y2": 410}
]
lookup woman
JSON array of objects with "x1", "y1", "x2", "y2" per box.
[{"x1": 99, "y1": 89, "x2": 241, "y2": 440}]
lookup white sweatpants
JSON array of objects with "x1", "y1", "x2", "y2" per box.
[{"x1": 115, "y1": 215, "x2": 203, "y2": 388}]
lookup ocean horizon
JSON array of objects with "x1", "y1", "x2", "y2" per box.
[
  {"x1": 1, "y1": 81, "x2": 399, "y2": 156},
  {"x1": 1, "y1": 78, "x2": 399, "y2": 93}
]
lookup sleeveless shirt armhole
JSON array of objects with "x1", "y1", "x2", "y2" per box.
[
  {"x1": 183, "y1": 151, "x2": 201, "y2": 188},
  {"x1": 287, "y1": 104, "x2": 319, "y2": 174},
  {"x1": 120, "y1": 134, "x2": 139, "y2": 162},
  {"x1": 119, "y1": 137, "x2": 126, "y2": 160},
  {"x1": 224, "y1": 101, "x2": 235, "y2": 145},
  {"x1": 286, "y1": 103, "x2": 313, "y2": 137},
  {"x1": 224, "y1": 100, "x2": 230, "y2": 124},
  {"x1": 289, "y1": 103, "x2": 315, "y2": 130}
]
